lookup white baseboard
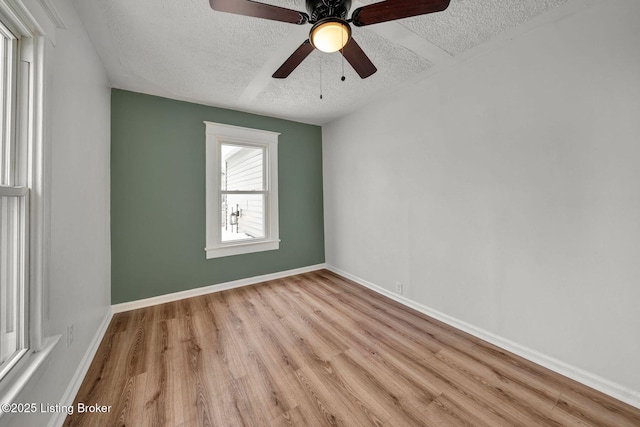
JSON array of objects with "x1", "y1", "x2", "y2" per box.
[
  {"x1": 48, "y1": 309, "x2": 114, "y2": 427},
  {"x1": 325, "y1": 264, "x2": 640, "y2": 410},
  {"x1": 112, "y1": 263, "x2": 327, "y2": 313}
]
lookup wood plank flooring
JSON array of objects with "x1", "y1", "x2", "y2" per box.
[{"x1": 65, "y1": 270, "x2": 640, "y2": 426}]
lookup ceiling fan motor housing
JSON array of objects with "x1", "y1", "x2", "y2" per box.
[{"x1": 306, "y1": 0, "x2": 352, "y2": 23}]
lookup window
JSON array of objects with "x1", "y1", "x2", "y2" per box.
[
  {"x1": 0, "y1": 18, "x2": 28, "y2": 379},
  {"x1": 0, "y1": 3, "x2": 51, "y2": 399},
  {"x1": 204, "y1": 121, "x2": 280, "y2": 259}
]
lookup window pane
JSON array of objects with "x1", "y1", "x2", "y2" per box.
[
  {"x1": 221, "y1": 144, "x2": 264, "y2": 191},
  {"x1": 0, "y1": 194, "x2": 25, "y2": 366},
  {"x1": 221, "y1": 193, "x2": 265, "y2": 242},
  {"x1": 1, "y1": 33, "x2": 8, "y2": 185},
  {"x1": 0, "y1": 21, "x2": 22, "y2": 374},
  {"x1": 0, "y1": 25, "x2": 15, "y2": 187}
]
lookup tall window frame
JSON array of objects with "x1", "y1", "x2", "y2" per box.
[
  {"x1": 0, "y1": 0, "x2": 51, "y2": 401},
  {"x1": 204, "y1": 121, "x2": 280, "y2": 259}
]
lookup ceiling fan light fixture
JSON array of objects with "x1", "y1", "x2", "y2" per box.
[{"x1": 310, "y1": 18, "x2": 351, "y2": 53}]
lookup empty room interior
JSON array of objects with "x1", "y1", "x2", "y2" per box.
[{"x1": 0, "y1": 0, "x2": 639, "y2": 426}]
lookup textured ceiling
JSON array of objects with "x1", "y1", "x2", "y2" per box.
[{"x1": 70, "y1": 0, "x2": 570, "y2": 125}]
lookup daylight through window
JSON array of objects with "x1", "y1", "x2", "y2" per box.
[
  {"x1": 0, "y1": 18, "x2": 28, "y2": 380},
  {"x1": 221, "y1": 143, "x2": 266, "y2": 242}
]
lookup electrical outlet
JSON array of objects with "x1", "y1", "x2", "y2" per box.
[
  {"x1": 395, "y1": 281, "x2": 403, "y2": 295},
  {"x1": 67, "y1": 324, "x2": 74, "y2": 347}
]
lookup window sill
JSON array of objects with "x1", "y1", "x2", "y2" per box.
[
  {"x1": 0, "y1": 335, "x2": 61, "y2": 418},
  {"x1": 205, "y1": 239, "x2": 280, "y2": 259}
]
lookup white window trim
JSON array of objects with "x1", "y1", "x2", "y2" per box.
[
  {"x1": 204, "y1": 121, "x2": 280, "y2": 259},
  {"x1": 0, "y1": 0, "x2": 59, "y2": 410}
]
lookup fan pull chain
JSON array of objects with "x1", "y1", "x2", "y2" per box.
[
  {"x1": 341, "y1": 30, "x2": 346, "y2": 81},
  {"x1": 319, "y1": 58, "x2": 323, "y2": 100}
]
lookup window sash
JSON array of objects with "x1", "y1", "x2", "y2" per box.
[
  {"x1": 218, "y1": 140, "x2": 270, "y2": 244},
  {"x1": 0, "y1": 17, "x2": 28, "y2": 382},
  {"x1": 0, "y1": 187, "x2": 29, "y2": 379},
  {"x1": 220, "y1": 190, "x2": 267, "y2": 195},
  {"x1": 220, "y1": 142, "x2": 267, "y2": 192},
  {"x1": 220, "y1": 191, "x2": 267, "y2": 242},
  {"x1": 0, "y1": 23, "x2": 17, "y2": 187}
]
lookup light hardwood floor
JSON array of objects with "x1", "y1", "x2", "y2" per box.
[{"x1": 65, "y1": 270, "x2": 640, "y2": 426}]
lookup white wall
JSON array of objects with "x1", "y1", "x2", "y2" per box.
[
  {"x1": 4, "y1": 0, "x2": 111, "y2": 426},
  {"x1": 323, "y1": 0, "x2": 640, "y2": 398}
]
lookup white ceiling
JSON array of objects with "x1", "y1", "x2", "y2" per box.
[{"x1": 70, "y1": 0, "x2": 571, "y2": 125}]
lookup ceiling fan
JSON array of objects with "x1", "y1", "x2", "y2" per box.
[{"x1": 209, "y1": 0, "x2": 451, "y2": 79}]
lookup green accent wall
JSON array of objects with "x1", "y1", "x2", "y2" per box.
[{"x1": 111, "y1": 90, "x2": 325, "y2": 304}]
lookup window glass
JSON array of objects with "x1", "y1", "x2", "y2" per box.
[
  {"x1": 220, "y1": 143, "x2": 266, "y2": 242},
  {"x1": 220, "y1": 144, "x2": 264, "y2": 191},
  {"x1": 0, "y1": 23, "x2": 15, "y2": 186},
  {"x1": 0, "y1": 19, "x2": 26, "y2": 379},
  {"x1": 0, "y1": 195, "x2": 25, "y2": 366},
  {"x1": 221, "y1": 193, "x2": 265, "y2": 242}
]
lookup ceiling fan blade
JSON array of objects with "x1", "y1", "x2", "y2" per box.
[
  {"x1": 351, "y1": 0, "x2": 450, "y2": 27},
  {"x1": 272, "y1": 40, "x2": 315, "y2": 79},
  {"x1": 210, "y1": 0, "x2": 308, "y2": 25},
  {"x1": 340, "y1": 38, "x2": 377, "y2": 79}
]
